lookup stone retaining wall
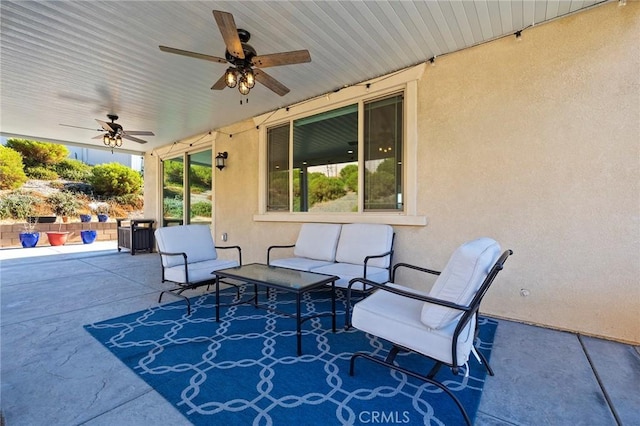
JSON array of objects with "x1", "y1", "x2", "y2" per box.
[{"x1": 0, "y1": 222, "x2": 117, "y2": 248}]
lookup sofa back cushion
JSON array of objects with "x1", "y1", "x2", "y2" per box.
[
  {"x1": 294, "y1": 223, "x2": 342, "y2": 262},
  {"x1": 335, "y1": 223, "x2": 394, "y2": 268},
  {"x1": 155, "y1": 225, "x2": 218, "y2": 267},
  {"x1": 420, "y1": 237, "x2": 501, "y2": 330}
]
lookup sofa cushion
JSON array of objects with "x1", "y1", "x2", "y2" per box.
[
  {"x1": 293, "y1": 223, "x2": 342, "y2": 262},
  {"x1": 352, "y1": 283, "x2": 475, "y2": 366},
  {"x1": 335, "y1": 223, "x2": 394, "y2": 268},
  {"x1": 155, "y1": 225, "x2": 217, "y2": 268},
  {"x1": 420, "y1": 237, "x2": 501, "y2": 330},
  {"x1": 269, "y1": 257, "x2": 335, "y2": 272},
  {"x1": 164, "y1": 259, "x2": 239, "y2": 284},
  {"x1": 312, "y1": 262, "x2": 389, "y2": 289}
]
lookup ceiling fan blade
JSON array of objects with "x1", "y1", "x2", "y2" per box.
[
  {"x1": 252, "y1": 50, "x2": 311, "y2": 68},
  {"x1": 211, "y1": 73, "x2": 227, "y2": 90},
  {"x1": 213, "y1": 10, "x2": 244, "y2": 59},
  {"x1": 122, "y1": 135, "x2": 148, "y2": 144},
  {"x1": 123, "y1": 130, "x2": 155, "y2": 136},
  {"x1": 95, "y1": 119, "x2": 115, "y2": 133},
  {"x1": 254, "y1": 69, "x2": 290, "y2": 96},
  {"x1": 60, "y1": 123, "x2": 100, "y2": 131},
  {"x1": 159, "y1": 46, "x2": 227, "y2": 64},
  {"x1": 92, "y1": 134, "x2": 105, "y2": 140}
]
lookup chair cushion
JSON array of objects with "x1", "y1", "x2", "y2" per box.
[
  {"x1": 352, "y1": 283, "x2": 475, "y2": 366},
  {"x1": 269, "y1": 257, "x2": 335, "y2": 272},
  {"x1": 420, "y1": 237, "x2": 501, "y2": 330},
  {"x1": 335, "y1": 223, "x2": 394, "y2": 268},
  {"x1": 312, "y1": 262, "x2": 389, "y2": 289},
  {"x1": 155, "y1": 225, "x2": 217, "y2": 268},
  {"x1": 293, "y1": 223, "x2": 342, "y2": 262},
  {"x1": 164, "y1": 259, "x2": 239, "y2": 284}
]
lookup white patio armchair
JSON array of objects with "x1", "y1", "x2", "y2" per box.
[
  {"x1": 155, "y1": 225, "x2": 242, "y2": 315},
  {"x1": 346, "y1": 237, "x2": 512, "y2": 425}
]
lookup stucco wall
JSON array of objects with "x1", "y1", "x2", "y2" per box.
[
  {"x1": 410, "y1": 2, "x2": 639, "y2": 344},
  {"x1": 150, "y1": 2, "x2": 639, "y2": 344}
]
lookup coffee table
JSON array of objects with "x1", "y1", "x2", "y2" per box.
[{"x1": 213, "y1": 263, "x2": 338, "y2": 356}]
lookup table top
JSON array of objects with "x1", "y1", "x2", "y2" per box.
[{"x1": 213, "y1": 263, "x2": 337, "y2": 291}]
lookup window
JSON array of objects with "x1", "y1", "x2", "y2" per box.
[
  {"x1": 267, "y1": 124, "x2": 290, "y2": 211},
  {"x1": 256, "y1": 63, "x2": 426, "y2": 226},
  {"x1": 162, "y1": 149, "x2": 212, "y2": 226},
  {"x1": 364, "y1": 94, "x2": 403, "y2": 211},
  {"x1": 266, "y1": 94, "x2": 402, "y2": 213}
]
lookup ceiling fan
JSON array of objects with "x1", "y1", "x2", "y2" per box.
[
  {"x1": 60, "y1": 114, "x2": 154, "y2": 147},
  {"x1": 159, "y1": 10, "x2": 311, "y2": 96}
]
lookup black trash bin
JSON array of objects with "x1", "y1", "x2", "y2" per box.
[{"x1": 117, "y1": 219, "x2": 155, "y2": 255}]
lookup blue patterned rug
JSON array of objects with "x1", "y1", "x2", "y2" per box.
[{"x1": 84, "y1": 287, "x2": 498, "y2": 425}]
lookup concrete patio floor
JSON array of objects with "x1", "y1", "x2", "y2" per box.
[{"x1": 1, "y1": 243, "x2": 638, "y2": 425}]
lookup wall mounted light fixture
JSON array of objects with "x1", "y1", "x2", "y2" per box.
[{"x1": 215, "y1": 152, "x2": 228, "y2": 170}]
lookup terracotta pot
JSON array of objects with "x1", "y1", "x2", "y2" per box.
[{"x1": 46, "y1": 231, "x2": 70, "y2": 246}]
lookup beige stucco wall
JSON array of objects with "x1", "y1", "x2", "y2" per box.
[{"x1": 149, "y1": 2, "x2": 639, "y2": 344}]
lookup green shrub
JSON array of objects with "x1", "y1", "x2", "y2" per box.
[
  {"x1": 89, "y1": 162, "x2": 143, "y2": 196},
  {"x1": 0, "y1": 191, "x2": 40, "y2": 219},
  {"x1": 6, "y1": 138, "x2": 68, "y2": 167},
  {"x1": 163, "y1": 197, "x2": 183, "y2": 218},
  {"x1": 0, "y1": 145, "x2": 27, "y2": 190},
  {"x1": 113, "y1": 193, "x2": 143, "y2": 209},
  {"x1": 54, "y1": 159, "x2": 92, "y2": 181},
  {"x1": 46, "y1": 191, "x2": 80, "y2": 216},
  {"x1": 25, "y1": 165, "x2": 59, "y2": 180},
  {"x1": 191, "y1": 201, "x2": 212, "y2": 218}
]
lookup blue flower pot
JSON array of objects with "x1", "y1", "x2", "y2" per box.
[
  {"x1": 97, "y1": 214, "x2": 108, "y2": 222},
  {"x1": 19, "y1": 232, "x2": 40, "y2": 248},
  {"x1": 80, "y1": 214, "x2": 92, "y2": 222},
  {"x1": 81, "y1": 230, "x2": 97, "y2": 244}
]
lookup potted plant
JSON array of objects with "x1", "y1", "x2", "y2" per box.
[
  {"x1": 45, "y1": 192, "x2": 79, "y2": 246},
  {"x1": 19, "y1": 217, "x2": 40, "y2": 248},
  {"x1": 46, "y1": 217, "x2": 71, "y2": 246},
  {"x1": 90, "y1": 201, "x2": 110, "y2": 222},
  {"x1": 79, "y1": 211, "x2": 92, "y2": 223},
  {"x1": 80, "y1": 211, "x2": 97, "y2": 244},
  {"x1": 9, "y1": 191, "x2": 40, "y2": 248}
]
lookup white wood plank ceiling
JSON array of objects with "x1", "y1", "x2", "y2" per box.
[{"x1": 0, "y1": 1, "x2": 608, "y2": 153}]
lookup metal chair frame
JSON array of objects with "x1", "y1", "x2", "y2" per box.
[{"x1": 346, "y1": 249, "x2": 513, "y2": 425}]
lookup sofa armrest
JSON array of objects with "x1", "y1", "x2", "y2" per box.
[
  {"x1": 391, "y1": 262, "x2": 441, "y2": 281},
  {"x1": 363, "y1": 248, "x2": 394, "y2": 280},
  {"x1": 215, "y1": 245, "x2": 242, "y2": 265},
  {"x1": 157, "y1": 250, "x2": 188, "y2": 282},
  {"x1": 266, "y1": 244, "x2": 295, "y2": 265},
  {"x1": 344, "y1": 276, "x2": 471, "y2": 329}
]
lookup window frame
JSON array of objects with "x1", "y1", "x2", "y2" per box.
[{"x1": 255, "y1": 64, "x2": 426, "y2": 226}]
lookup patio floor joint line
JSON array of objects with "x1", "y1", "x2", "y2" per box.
[{"x1": 577, "y1": 334, "x2": 622, "y2": 426}]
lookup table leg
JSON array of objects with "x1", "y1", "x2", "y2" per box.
[
  {"x1": 296, "y1": 293, "x2": 302, "y2": 356},
  {"x1": 254, "y1": 283, "x2": 259, "y2": 308},
  {"x1": 331, "y1": 281, "x2": 336, "y2": 332},
  {"x1": 215, "y1": 275, "x2": 220, "y2": 322}
]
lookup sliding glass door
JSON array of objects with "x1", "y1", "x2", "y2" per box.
[{"x1": 162, "y1": 149, "x2": 212, "y2": 226}]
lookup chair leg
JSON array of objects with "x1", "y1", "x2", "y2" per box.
[
  {"x1": 350, "y1": 353, "x2": 471, "y2": 425},
  {"x1": 157, "y1": 288, "x2": 191, "y2": 315},
  {"x1": 350, "y1": 352, "x2": 471, "y2": 426},
  {"x1": 385, "y1": 345, "x2": 402, "y2": 363},
  {"x1": 475, "y1": 347, "x2": 494, "y2": 376},
  {"x1": 427, "y1": 362, "x2": 442, "y2": 379}
]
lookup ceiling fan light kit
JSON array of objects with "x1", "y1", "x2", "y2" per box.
[
  {"x1": 160, "y1": 10, "x2": 311, "y2": 97},
  {"x1": 60, "y1": 113, "x2": 154, "y2": 147}
]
